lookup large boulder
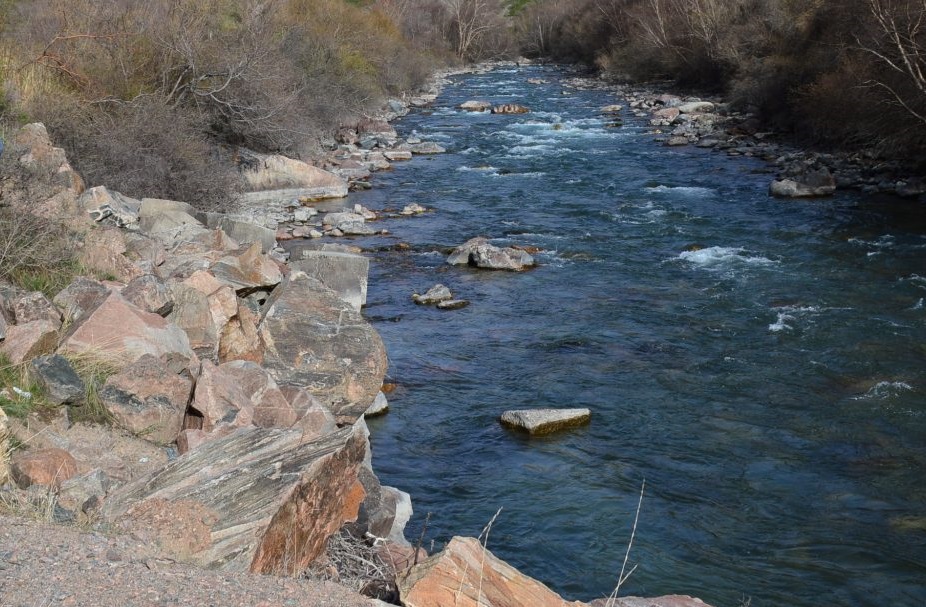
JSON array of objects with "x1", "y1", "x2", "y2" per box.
[
  {"x1": 101, "y1": 423, "x2": 368, "y2": 574},
  {"x1": 678, "y1": 101, "x2": 715, "y2": 114},
  {"x1": 220, "y1": 360, "x2": 298, "y2": 429},
  {"x1": 769, "y1": 168, "x2": 837, "y2": 198},
  {"x1": 460, "y1": 100, "x2": 491, "y2": 112},
  {"x1": 258, "y1": 272, "x2": 387, "y2": 420},
  {"x1": 447, "y1": 237, "x2": 535, "y2": 271},
  {"x1": 99, "y1": 354, "x2": 193, "y2": 444},
  {"x1": 218, "y1": 304, "x2": 263, "y2": 364},
  {"x1": 59, "y1": 291, "x2": 194, "y2": 368},
  {"x1": 239, "y1": 152, "x2": 348, "y2": 201},
  {"x1": 398, "y1": 536, "x2": 587, "y2": 607},
  {"x1": 122, "y1": 275, "x2": 174, "y2": 316},
  {"x1": 166, "y1": 281, "x2": 219, "y2": 359},
  {"x1": 138, "y1": 198, "x2": 210, "y2": 247},
  {"x1": 290, "y1": 251, "x2": 369, "y2": 312},
  {"x1": 187, "y1": 360, "x2": 254, "y2": 437}
]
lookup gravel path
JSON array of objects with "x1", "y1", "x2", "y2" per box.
[{"x1": 0, "y1": 515, "x2": 374, "y2": 607}]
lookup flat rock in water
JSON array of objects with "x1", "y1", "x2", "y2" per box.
[
  {"x1": 459, "y1": 100, "x2": 492, "y2": 111},
  {"x1": 499, "y1": 408, "x2": 591, "y2": 435},
  {"x1": 491, "y1": 104, "x2": 530, "y2": 115},
  {"x1": 409, "y1": 142, "x2": 446, "y2": 155},
  {"x1": 412, "y1": 284, "x2": 452, "y2": 305}
]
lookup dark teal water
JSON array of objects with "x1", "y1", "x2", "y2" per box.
[{"x1": 348, "y1": 65, "x2": 926, "y2": 606}]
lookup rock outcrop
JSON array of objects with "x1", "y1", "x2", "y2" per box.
[
  {"x1": 102, "y1": 424, "x2": 368, "y2": 574},
  {"x1": 491, "y1": 104, "x2": 530, "y2": 114},
  {"x1": 291, "y1": 251, "x2": 369, "y2": 312},
  {"x1": 460, "y1": 100, "x2": 492, "y2": 111}
]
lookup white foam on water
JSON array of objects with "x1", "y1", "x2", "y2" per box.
[
  {"x1": 678, "y1": 246, "x2": 777, "y2": 268},
  {"x1": 911, "y1": 298, "x2": 924, "y2": 310},
  {"x1": 852, "y1": 381, "x2": 915, "y2": 401},
  {"x1": 848, "y1": 235, "x2": 895, "y2": 249},
  {"x1": 457, "y1": 165, "x2": 498, "y2": 173},
  {"x1": 647, "y1": 185, "x2": 715, "y2": 196},
  {"x1": 460, "y1": 147, "x2": 482, "y2": 155},
  {"x1": 767, "y1": 305, "x2": 822, "y2": 333},
  {"x1": 900, "y1": 274, "x2": 926, "y2": 288},
  {"x1": 490, "y1": 171, "x2": 546, "y2": 178}
]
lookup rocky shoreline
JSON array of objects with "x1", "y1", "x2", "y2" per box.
[
  {"x1": 555, "y1": 74, "x2": 925, "y2": 202},
  {"x1": 0, "y1": 62, "x2": 712, "y2": 607}
]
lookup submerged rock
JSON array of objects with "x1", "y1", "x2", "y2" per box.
[{"x1": 499, "y1": 408, "x2": 591, "y2": 435}]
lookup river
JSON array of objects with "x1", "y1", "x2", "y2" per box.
[{"x1": 345, "y1": 65, "x2": 926, "y2": 606}]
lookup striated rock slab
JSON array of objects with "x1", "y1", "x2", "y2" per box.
[
  {"x1": 258, "y1": 272, "x2": 387, "y2": 420},
  {"x1": 206, "y1": 214, "x2": 276, "y2": 253},
  {"x1": 290, "y1": 251, "x2": 369, "y2": 312},
  {"x1": 500, "y1": 408, "x2": 591, "y2": 435},
  {"x1": 210, "y1": 242, "x2": 282, "y2": 295},
  {"x1": 399, "y1": 536, "x2": 587, "y2": 607},
  {"x1": 101, "y1": 424, "x2": 368, "y2": 574}
]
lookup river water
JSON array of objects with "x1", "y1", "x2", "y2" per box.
[{"x1": 347, "y1": 65, "x2": 926, "y2": 606}]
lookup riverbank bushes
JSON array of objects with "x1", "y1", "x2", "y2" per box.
[
  {"x1": 512, "y1": 0, "x2": 926, "y2": 162},
  {"x1": 0, "y1": 0, "x2": 449, "y2": 208}
]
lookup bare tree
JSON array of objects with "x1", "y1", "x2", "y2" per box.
[
  {"x1": 444, "y1": 0, "x2": 504, "y2": 60},
  {"x1": 859, "y1": 0, "x2": 926, "y2": 125}
]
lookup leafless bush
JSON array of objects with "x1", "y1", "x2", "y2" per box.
[{"x1": 304, "y1": 529, "x2": 397, "y2": 601}]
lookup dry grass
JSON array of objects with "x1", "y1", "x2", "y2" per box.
[
  {"x1": 59, "y1": 350, "x2": 120, "y2": 425},
  {"x1": 605, "y1": 479, "x2": 646, "y2": 607}
]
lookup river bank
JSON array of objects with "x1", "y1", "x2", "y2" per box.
[{"x1": 0, "y1": 62, "x2": 719, "y2": 607}]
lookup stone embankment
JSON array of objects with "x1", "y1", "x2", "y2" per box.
[
  {"x1": 562, "y1": 76, "x2": 925, "y2": 201},
  {"x1": 0, "y1": 62, "x2": 715, "y2": 607}
]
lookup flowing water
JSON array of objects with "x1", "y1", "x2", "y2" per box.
[{"x1": 344, "y1": 65, "x2": 926, "y2": 606}]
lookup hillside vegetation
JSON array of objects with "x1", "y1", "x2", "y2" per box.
[
  {"x1": 0, "y1": 0, "x2": 457, "y2": 207},
  {"x1": 511, "y1": 0, "x2": 926, "y2": 161}
]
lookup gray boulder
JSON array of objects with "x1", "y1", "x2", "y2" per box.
[
  {"x1": 258, "y1": 272, "x2": 387, "y2": 421},
  {"x1": 206, "y1": 215, "x2": 276, "y2": 253},
  {"x1": 447, "y1": 237, "x2": 535, "y2": 271},
  {"x1": 412, "y1": 284, "x2": 452, "y2": 305},
  {"x1": 409, "y1": 142, "x2": 446, "y2": 155},
  {"x1": 29, "y1": 354, "x2": 85, "y2": 406},
  {"x1": 770, "y1": 168, "x2": 837, "y2": 198}
]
